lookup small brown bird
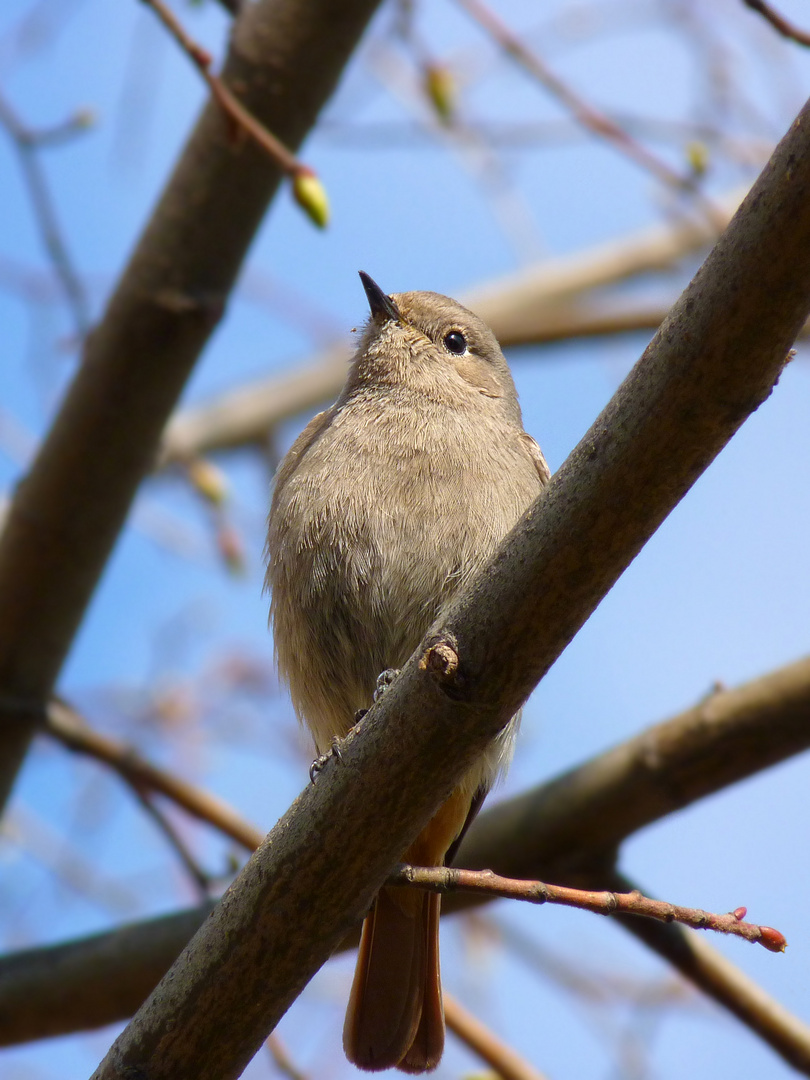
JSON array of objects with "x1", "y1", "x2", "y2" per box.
[{"x1": 266, "y1": 273, "x2": 549, "y2": 1072}]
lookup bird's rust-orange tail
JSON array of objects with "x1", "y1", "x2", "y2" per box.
[{"x1": 343, "y1": 886, "x2": 444, "y2": 1072}]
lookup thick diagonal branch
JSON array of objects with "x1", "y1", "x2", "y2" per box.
[{"x1": 88, "y1": 99, "x2": 810, "y2": 1080}]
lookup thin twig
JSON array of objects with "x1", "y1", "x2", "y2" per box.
[
  {"x1": 45, "y1": 698, "x2": 264, "y2": 852},
  {"x1": 742, "y1": 0, "x2": 810, "y2": 47},
  {"x1": 265, "y1": 1033, "x2": 308, "y2": 1080},
  {"x1": 454, "y1": 0, "x2": 721, "y2": 220},
  {"x1": 139, "y1": 0, "x2": 302, "y2": 177},
  {"x1": 130, "y1": 787, "x2": 213, "y2": 897},
  {"x1": 444, "y1": 993, "x2": 550, "y2": 1080},
  {"x1": 389, "y1": 865, "x2": 787, "y2": 954},
  {"x1": 0, "y1": 87, "x2": 91, "y2": 338}
]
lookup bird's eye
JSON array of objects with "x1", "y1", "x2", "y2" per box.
[{"x1": 443, "y1": 330, "x2": 467, "y2": 355}]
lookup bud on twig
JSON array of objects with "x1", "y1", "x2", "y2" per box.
[{"x1": 292, "y1": 168, "x2": 330, "y2": 229}]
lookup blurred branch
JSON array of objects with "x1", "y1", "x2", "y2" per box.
[
  {"x1": 0, "y1": 87, "x2": 91, "y2": 337},
  {"x1": 743, "y1": 0, "x2": 810, "y2": 47},
  {"x1": 265, "y1": 1033, "x2": 307, "y2": 1080},
  {"x1": 458, "y1": 655, "x2": 810, "y2": 880},
  {"x1": 454, "y1": 0, "x2": 718, "y2": 218},
  {"x1": 160, "y1": 189, "x2": 745, "y2": 465},
  {"x1": 0, "y1": 904, "x2": 217, "y2": 1046},
  {"x1": 0, "y1": 0, "x2": 382, "y2": 816},
  {"x1": 444, "y1": 994, "x2": 550, "y2": 1080},
  {"x1": 45, "y1": 698, "x2": 264, "y2": 852},
  {"x1": 130, "y1": 788, "x2": 215, "y2": 898}
]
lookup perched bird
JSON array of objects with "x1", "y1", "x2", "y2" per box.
[{"x1": 266, "y1": 273, "x2": 549, "y2": 1072}]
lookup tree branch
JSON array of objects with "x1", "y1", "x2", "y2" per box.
[
  {"x1": 388, "y1": 865, "x2": 786, "y2": 952},
  {"x1": 0, "y1": 0, "x2": 383, "y2": 815},
  {"x1": 85, "y1": 97, "x2": 810, "y2": 1080},
  {"x1": 45, "y1": 699, "x2": 264, "y2": 853},
  {"x1": 443, "y1": 994, "x2": 550, "y2": 1080},
  {"x1": 457, "y1": 655, "x2": 810, "y2": 879},
  {"x1": 743, "y1": 0, "x2": 810, "y2": 47}
]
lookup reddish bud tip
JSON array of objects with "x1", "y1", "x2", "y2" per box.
[
  {"x1": 758, "y1": 926, "x2": 787, "y2": 953},
  {"x1": 732, "y1": 907, "x2": 747, "y2": 922}
]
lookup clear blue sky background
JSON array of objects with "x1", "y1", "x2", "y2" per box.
[{"x1": 2, "y1": 1, "x2": 810, "y2": 1077}]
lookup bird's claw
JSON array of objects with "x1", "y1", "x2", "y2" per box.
[
  {"x1": 309, "y1": 672, "x2": 399, "y2": 784},
  {"x1": 373, "y1": 668, "x2": 400, "y2": 702},
  {"x1": 309, "y1": 735, "x2": 344, "y2": 783}
]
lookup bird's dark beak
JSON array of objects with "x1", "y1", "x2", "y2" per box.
[{"x1": 359, "y1": 271, "x2": 400, "y2": 322}]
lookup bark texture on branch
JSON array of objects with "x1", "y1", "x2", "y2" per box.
[
  {"x1": 88, "y1": 101, "x2": 810, "y2": 1080},
  {"x1": 0, "y1": 0, "x2": 382, "y2": 813}
]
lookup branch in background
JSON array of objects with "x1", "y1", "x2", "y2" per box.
[
  {"x1": 0, "y1": 87, "x2": 91, "y2": 337},
  {"x1": 140, "y1": 0, "x2": 329, "y2": 228},
  {"x1": 458, "y1": 655, "x2": 810, "y2": 879},
  {"x1": 85, "y1": 96, "x2": 810, "y2": 1080},
  {"x1": 0, "y1": 0, "x2": 383, "y2": 817},
  {"x1": 444, "y1": 995, "x2": 550, "y2": 1080},
  {"x1": 45, "y1": 699, "x2": 264, "y2": 852},
  {"x1": 454, "y1": 0, "x2": 719, "y2": 220},
  {"x1": 265, "y1": 1033, "x2": 307, "y2": 1080},
  {"x1": 389, "y1": 865, "x2": 786, "y2": 952},
  {"x1": 130, "y1": 788, "x2": 215, "y2": 898},
  {"x1": 743, "y1": 0, "x2": 810, "y2": 47},
  {"x1": 160, "y1": 189, "x2": 745, "y2": 465}
]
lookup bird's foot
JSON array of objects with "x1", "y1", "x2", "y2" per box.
[
  {"x1": 309, "y1": 735, "x2": 344, "y2": 784},
  {"x1": 373, "y1": 667, "x2": 400, "y2": 702},
  {"x1": 309, "y1": 673, "x2": 399, "y2": 784}
]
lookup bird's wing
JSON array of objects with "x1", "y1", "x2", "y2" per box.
[{"x1": 520, "y1": 432, "x2": 552, "y2": 484}]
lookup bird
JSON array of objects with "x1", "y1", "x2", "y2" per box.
[{"x1": 265, "y1": 272, "x2": 549, "y2": 1072}]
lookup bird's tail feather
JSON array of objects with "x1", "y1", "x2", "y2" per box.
[{"x1": 343, "y1": 887, "x2": 444, "y2": 1072}]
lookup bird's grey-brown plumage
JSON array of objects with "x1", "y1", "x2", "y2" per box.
[{"x1": 266, "y1": 275, "x2": 549, "y2": 1072}]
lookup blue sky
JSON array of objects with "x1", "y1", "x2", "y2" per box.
[{"x1": 2, "y1": 1, "x2": 810, "y2": 1077}]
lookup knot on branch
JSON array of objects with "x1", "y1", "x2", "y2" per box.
[{"x1": 419, "y1": 637, "x2": 461, "y2": 690}]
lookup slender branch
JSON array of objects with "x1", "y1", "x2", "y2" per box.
[
  {"x1": 130, "y1": 788, "x2": 214, "y2": 897},
  {"x1": 140, "y1": 0, "x2": 300, "y2": 175},
  {"x1": 454, "y1": 0, "x2": 718, "y2": 217},
  {"x1": 265, "y1": 1034, "x2": 307, "y2": 1080},
  {"x1": 0, "y1": 87, "x2": 90, "y2": 337},
  {"x1": 87, "y1": 97, "x2": 810, "y2": 1080},
  {"x1": 0, "y1": 0, "x2": 382, "y2": 816},
  {"x1": 602, "y1": 869, "x2": 810, "y2": 1076},
  {"x1": 444, "y1": 994, "x2": 550, "y2": 1080},
  {"x1": 389, "y1": 865, "x2": 786, "y2": 953},
  {"x1": 743, "y1": 0, "x2": 810, "y2": 47},
  {"x1": 45, "y1": 699, "x2": 264, "y2": 852}
]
